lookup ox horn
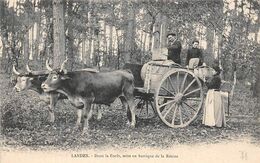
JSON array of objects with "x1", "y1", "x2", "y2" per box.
[
  {"x1": 12, "y1": 65, "x2": 21, "y2": 75},
  {"x1": 60, "y1": 57, "x2": 68, "y2": 72},
  {"x1": 46, "y1": 59, "x2": 53, "y2": 71},
  {"x1": 26, "y1": 61, "x2": 32, "y2": 73}
]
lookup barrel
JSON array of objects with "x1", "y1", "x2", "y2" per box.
[{"x1": 141, "y1": 60, "x2": 175, "y2": 91}]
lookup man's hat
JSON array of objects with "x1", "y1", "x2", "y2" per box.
[
  {"x1": 192, "y1": 40, "x2": 199, "y2": 44},
  {"x1": 167, "y1": 33, "x2": 176, "y2": 37}
]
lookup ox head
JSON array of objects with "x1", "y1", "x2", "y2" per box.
[
  {"x1": 14, "y1": 75, "x2": 34, "y2": 92},
  {"x1": 42, "y1": 58, "x2": 99, "y2": 92},
  {"x1": 41, "y1": 58, "x2": 70, "y2": 92},
  {"x1": 13, "y1": 64, "x2": 48, "y2": 92},
  {"x1": 41, "y1": 70, "x2": 71, "y2": 93},
  {"x1": 13, "y1": 65, "x2": 34, "y2": 92}
]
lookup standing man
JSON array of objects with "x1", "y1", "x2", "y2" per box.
[
  {"x1": 167, "y1": 33, "x2": 182, "y2": 64},
  {"x1": 186, "y1": 40, "x2": 204, "y2": 68}
]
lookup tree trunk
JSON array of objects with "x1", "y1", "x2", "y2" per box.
[
  {"x1": 85, "y1": 0, "x2": 93, "y2": 67},
  {"x1": 0, "y1": 1, "x2": 6, "y2": 59},
  {"x1": 254, "y1": 8, "x2": 259, "y2": 42},
  {"x1": 24, "y1": 30, "x2": 30, "y2": 62},
  {"x1": 35, "y1": 11, "x2": 41, "y2": 61},
  {"x1": 206, "y1": 27, "x2": 214, "y2": 59},
  {"x1": 102, "y1": 21, "x2": 108, "y2": 67},
  {"x1": 148, "y1": 15, "x2": 156, "y2": 52},
  {"x1": 89, "y1": 31, "x2": 94, "y2": 67},
  {"x1": 93, "y1": 26, "x2": 100, "y2": 68},
  {"x1": 116, "y1": 29, "x2": 120, "y2": 69},
  {"x1": 108, "y1": 24, "x2": 113, "y2": 67},
  {"x1": 124, "y1": 2, "x2": 135, "y2": 64},
  {"x1": 245, "y1": 0, "x2": 251, "y2": 37},
  {"x1": 255, "y1": 48, "x2": 260, "y2": 120},
  {"x1": 53, "y1": 0, "x2": 66, "y2": 68},
  {"x1": 82, "y1": 37, "x2": 86, "y2": 64},
  {"x1": 66, "y1": 0, "x2": 74, "y2": 71},
  {"x1": 142, "y1": 31, "x2": 147, "y2": 59},
  {"x1": 152, "y1": 13, "x2": 161, "y2": 51},
  {"x1": 24, "y1": 12, "x2": 30, "y2": 62},
  {"x1": 86, "y1": 35, "x2": 92, "y2": 66},
  {"x1": 160, "y1": 14, "x2": 167, "y2": 48}
]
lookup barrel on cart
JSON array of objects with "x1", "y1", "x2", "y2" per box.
[{"x1": 124, "y1": 60, "x2": 216, "y2": 128}]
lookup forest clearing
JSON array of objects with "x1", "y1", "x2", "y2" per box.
[{"x1": 0, "y1": 0, "x2": 260, "y2": 160}]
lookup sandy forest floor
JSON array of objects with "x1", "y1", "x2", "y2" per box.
[{"x1": 0, "y1": 73, "x2": 259, "y2": 151}]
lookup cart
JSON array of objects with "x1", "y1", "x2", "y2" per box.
[{"x1": 124, "y1": 60, "x2": 215, "y2": 128}]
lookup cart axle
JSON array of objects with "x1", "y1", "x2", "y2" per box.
[{"x1": 174, "y1": 93, "x2": 183, "y2": 104}]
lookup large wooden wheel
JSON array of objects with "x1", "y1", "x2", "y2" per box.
[{"x1": 154, "y1": 69, "x2": 204, "y2": 128}]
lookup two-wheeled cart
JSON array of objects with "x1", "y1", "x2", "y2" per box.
[{"x1": 124, "y1": 60, "x2": 215, "y2": 128}]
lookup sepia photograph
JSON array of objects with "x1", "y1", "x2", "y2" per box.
[{"x1": 0, "y1": 0, "x2": 259, "y2": 162}]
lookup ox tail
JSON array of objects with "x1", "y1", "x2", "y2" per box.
[
  {"x1": 124, "y1": 69, "x2": 135, "y2": 87},
  {"x1": 120, "y1": 69, "x2": 135, "y2": 96}
]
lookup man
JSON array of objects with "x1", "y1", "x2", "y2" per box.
[
  {"x1": 167, "y1": 33, "x2": 182, "y2": 64},
  {"x1": 186, "y1": 40, "x2": 204, "y2": 68}
]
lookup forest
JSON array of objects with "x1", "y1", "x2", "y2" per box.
[{"x1": 0, "y1": 0, "x2": 260, "y2": 151}]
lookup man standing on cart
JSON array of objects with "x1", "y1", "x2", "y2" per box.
[
  {"x1": 186, "y1": 40, "x2": 204, "y2": 68},
  {"x1": 167, "y1": 33, "x2": 182, "y2": 64}
]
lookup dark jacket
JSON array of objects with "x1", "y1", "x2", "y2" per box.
[
  {"x1": 167, "y1": 41, "x2": 182, "y2": 64},
  {"x1": 205, "y1": 65, "x2": 222, "y2": 90},
  {"x1": 186, "y1": 48, "x2": 203, "y2": 66},
  {"x1": 206, "y1": 75, "x2": 221, "y2": 90}
]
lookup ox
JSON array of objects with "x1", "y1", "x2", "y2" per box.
[
  {"x1": 41, "y1": 62, "x2": 136, "y2": 132},
  {"x1": 13, "y1": 61, "x2": 102, "y2": 123},
  {"x1": 12, "y1": 64, "x2": 68, "y2": 123}
]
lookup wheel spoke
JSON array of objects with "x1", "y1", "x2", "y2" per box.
[
  {"x1": 179, "y1": 103, "x2": 190, "y2": 118},
  {"x1": 180, "y1": 72, "x2": 188, "y2": 93},
  {"x1": 185, "y1": 97, "x2": 202, "y2": 101},
  {"x1": 182, "y1": 101, "x2": 197, "y2": 112},
  {"x1": 139, "y1": 100, "x2": 145, "y2": 114},
  {"x1": 176, "y1": 71, "x2": 180, "y2": 93},
  {"x1": 158, "y1": 99, "x2": 176, "y2": 109},
  {"x1": 145, "y1": 100, "x2": 149, "y2": 115},
  {"x1": 182, "y1": 78, "x2": 196, "y2": 94},
  {"x1": 162, "y1": 102, "x2": 175, "y2": 119},
  {"x1": 136, "y1": 99, "x2": 142, "y2": 106},
  {"x1": 179, "y1": 104, "x2": 183, "y2": 125},
  {"x1": 184, "y1": 88, "x2": 201, "y2": 97},
  {"x1": 161, "y1": 86, "x2": 175, "y2": 96},
  {"x1": 171, "y1": 104, "x2": 178, "y2": 125},
  {"x1": 158, "y1": 95, "x2": 175, "y2": 99},
  {"x1": 167, "y1": 77, "x2": 177, "y2": 94},
  {"x1": 149, "y1": 100, "x2": 155, "y2": 111}
]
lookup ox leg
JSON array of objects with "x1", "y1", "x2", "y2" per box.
[
  {"x1": 119, "y1": 96, "x2": 134, "y2": 127},
  {"x1": 122, "y1": 79, "x2": 136, "y2": 128},
  {"x1": 75, "y1": 109, "x2": 83, "y2": 130},
  {"x1": 82, "y1": 102, "x2": 93, "y2": 133},
  {"x1": 96, "y1": 105, "x2": 102, "y2": 121},
  {"x1": 127, "y1": 98, "x2": 136, "y2": 128},
  {"x1": 48, "y1": 94, "x2": 59, "y2": 123},
  {"x1": 119, "y1": 96, "x2": 128, "y2": 110},
  {"x1": 91, "y1": 104, "x2": 102, "y2": 120}
]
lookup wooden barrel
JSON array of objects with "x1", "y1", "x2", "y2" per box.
[{"x1": 141, "y1": 60, "x2": 176, "y2": 91}]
